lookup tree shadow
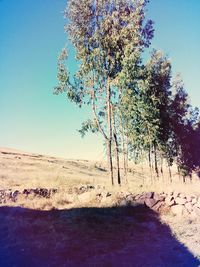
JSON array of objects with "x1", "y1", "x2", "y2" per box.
[{"x1": 0, "y1": 204, "x2": 199, "y2": 267}]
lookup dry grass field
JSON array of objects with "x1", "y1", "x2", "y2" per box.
[
  {"x1": 1, "y1": 146, "x2": 200, "y2": 194},
  {"x1": 1, "y1": 147, "x2": 200, "y2": 266}
]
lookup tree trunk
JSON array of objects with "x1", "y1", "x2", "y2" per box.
[
  {"x1": 107, "y1": 78, "x2": 114, "y2": 185},
  {"x1": 160, "y1": 156, "x2": 164, "y2": 183},
  {"x1": 112, "y1": 109, "x2": 121, "y2": 185},
  {"x1": 114, "y1": 132, "x2": 121, "y2": 185},
  {"x1": 148, "y1": 147, "x2": 153, "y2": 184},
  {"x1": 107, "y1": 139, "x2": 114, "y2": 185},
  {"x1": 120, "y1": 117, "x2": 127, "y2": 182},
  {"x1": 125, "y1": 135, "x2": 129, "y2": 176},
  {"x1": 168, "y1": 165, "x2": 172, "y2": 183},
  {"x1": 148, "y1": 148, "x2": 151, "y2": 169},
  {"x1": 154, "y1": 144, "x2": 159, "y2": 177},
  {"x1": 123, "y1": 138, "x2": 127, "y2": 178}
]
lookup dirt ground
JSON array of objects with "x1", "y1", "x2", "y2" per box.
[
  {"x1": 0, "y1": 205, "x2": 199, "y2": 267},
  {"x1": 0, "y1": 147, "x2": 200, "y2": 266}
]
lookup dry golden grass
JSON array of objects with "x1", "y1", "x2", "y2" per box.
[
  {"x1": 1, "y1": 146, "x2": 200, "y2": 196},
  {"x1": 0, "y1": 147, "x2": 109, "y2": 190},
  {"x1": 1, "y1": 147, "x2": 200, "y2": 262}
]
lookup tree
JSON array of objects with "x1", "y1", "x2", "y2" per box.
[
  {"x1": 54, "y1": 0, "x2": 154, "y2": 185},
  {"x1": 170, "y1": 76, "x2": 200, "y2": 180},
  {"x1": 120, "y1": 50, "x2": 172, "y2": 182}
]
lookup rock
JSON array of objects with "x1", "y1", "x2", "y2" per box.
[
  {"x1": 106, "y1": 192, "x2": 112, "y2": 197},
  {"x1": 171, "y1": 205, "x2": 184, "y2": 216},
  {"x1": 134, "y1": 194, "x2": 140, "y2": 200},
  {"x1": 50, "y1": 188, "x2": 58, "y2": 195},
  {"x1": 98, "y1": 191, "x2": 106, "y2": 198},
  {"x1": 165, "y1": 196, "x2": 175, "y2": 206},
  {"x1": 119, "y1": 199, "x2": 128, "y2": 207},
  {"x1": 96, "y1": 193, "x2": 102, "y2": 199},
  {"x1": 193, "y1": 207, "x2": 200, "y2": 217},
  {"x1": 78, "y1": 185, "x2": 87, "y2": 193},
  {"x1": 23, "y1": 189, "x2": 30, "y2": 196},
  {"x1": 145, "y1": 192, "x2": 153, "y2": 199},
  {"x1": 153, "y1": 192, "x2": 165, "y2": 202},
  {"x1": 186, "y1": 195, "x2": 192, "y2": 202},
  {"x1": 101, "y1": 196, "x2": 114, "y2": 206},
  {"x1": 190, "y1": 211, "x2": 197, "y2": 219},
  {"x1": 185, "y1": 202, "x2": 193, "y2": 213},
  {"x1": 175, "y1": 197, "x2": 187, "y2": 205},
  {"x1": 173, "y1": 191, "x2": 180, "y2": 199},
  {"x1": 152, "y1": 201, "x2": 164, "y2": 212},
  {"x1": 12, "y1": 190, "x2": 20, "y2": 197},
  {"x1": 137, "y1": 197, "x2": 145, "y2": 205},
  {"x1": 191, "y1": 198, "x2": 197, "y2": 205},
  {"x1": 126, "y1": 195, "x2": 133, "y2": 203},
  {"x1": 100, "y1": 191, "x2": 111, "y2": 198},
  {"x1": 145, "y1": 198, "x2": 157, "y2": 208},
  {"x1": 196, "y1": 198, "x2": 200, "y2": 208},
  {"x1": 117, "y1": 192, "x2": 125, "y2": 199},
  {"x1": 39, "y1": 188, "x2": 49, "y2": 197},
  {"x1": 87, "y1": 185, "x2": 95, "y2": 190},
  {"x1": 179, "y1": 193, "x2": 186, "y2": 199},
  {"x1": 10, "y1": 190, "x2": 20, "y2": 202},
  {"x1": 160, "y1": 192, "x2": 167, "y2": 198},
  {"x1": 183, "y1": 208, "x2": 190, "y2": 216},
  {"x1": 77, "y1": 191, "x2": 93, "y2": 203},
  {"x1": 65, "y1": 193, "x2": 75, "y2": 203}
]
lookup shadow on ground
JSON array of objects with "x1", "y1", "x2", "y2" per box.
[{"x1": 0, "y1": 204, "x2": 199, "y2": 267}]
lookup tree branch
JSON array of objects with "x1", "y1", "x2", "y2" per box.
[{"x1": 91, "y1": 90, "x2": 108, "y2": 140}]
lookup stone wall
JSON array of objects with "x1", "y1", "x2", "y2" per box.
[
  {"x1": 0, "y1": 188, "x2": 58, "y2": 204},
  {"x1": 119, "y1": 191, "x2": 200, "y2": 217},
  {"x1": 1, "y1": 185, "x2": 200, "y2": 218}
]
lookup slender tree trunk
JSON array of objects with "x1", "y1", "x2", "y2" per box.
[
  {"x1": 148, "y1": 147, "x2": 153, "y2": 184},
  {"x1": 123, "y1": 137, "x2": 127, "y2": 178},
  {"x1": 125, "y1": 135, "x2": 129, "y2": 175},
  {"x1": 177, "y1": 165, "x2": 181, "y2": 182},
  {"x1": 113, "y1": 132, "x2": 121, "y2": 185},
  {"x1": 154, "y1": 144, "x2": 159, "y2": 177},
  {"x1": 107, "y1": 139, "x2": 114, "y2": 185},
  {"x1": 168, "y1": 165, "x2": 172, "y2": 183},
  {"x1": 160, "y1": 156, "x2": 164, "y2": 183},
  {"x1": 112, "y1": 107, "x2": 121, "y2": 185},
  {"x1": 148, "y1": 148, "x2": 151, "y2": 169},
  {"x1": 120, "y1": 117, "x2": 128, "y2": 182},
  {"x1": 107, "y1": 78, "x2": 114, "y2": 185}
]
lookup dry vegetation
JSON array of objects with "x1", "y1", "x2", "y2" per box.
[
  {"x1": 1, "y1": 147, "x2": 200, "y2": 266},
  {"x1": 1, "y1": 146, "x2": 200, "y2": 211},
  {"x1": 1, "y1": 147, "x2": 200, "y2": 193}
]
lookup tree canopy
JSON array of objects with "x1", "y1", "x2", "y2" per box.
[{"x1": 55, "y1": 0, "x2": 200, "y2": 185}]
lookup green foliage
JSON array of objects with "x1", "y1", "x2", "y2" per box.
[
  {"x1": 54, "y1": 0, "x2": 200, "y2": 182},
  {"x1": 79, "y1": 119, "x2": 99, "y2": 137}
]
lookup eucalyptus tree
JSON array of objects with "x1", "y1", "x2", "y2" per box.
[
  {"x1": 120, "y1": 50, "x2": 172, "y2": 181},
  {"x1": 54, "y1": 0, "x2": 154, "y2": 185},
  {"x1": 145, "y1": 51, "x2": 172, "y2": 177},
  {"x1": 170, "y1": 76, "x2": 200, "y2": 180}
]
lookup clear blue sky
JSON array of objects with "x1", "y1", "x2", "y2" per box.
[{"x1": 0, "y1": 0, "x2": 200, "y2": 160}]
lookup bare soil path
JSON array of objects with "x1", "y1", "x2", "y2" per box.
[{"x1": 0, "y1": 205, "x2": 199, "y2": 267}]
